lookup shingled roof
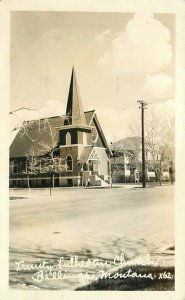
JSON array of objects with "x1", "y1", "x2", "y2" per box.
[{"x1": 10, "y1": 111, "x2": 95, "y2": 158}]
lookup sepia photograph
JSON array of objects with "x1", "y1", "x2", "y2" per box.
[
  {"x1": 8, "y1": 9, "x2": 176, "y2": 292},
  {"x1": 0, "y1": 1, "x2": 184, "y2": 298}
]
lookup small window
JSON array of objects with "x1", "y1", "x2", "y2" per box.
[
  {"x1": 12, "y1": 163, "x2": 19, "y2": 174},
  {"x1": 66, "y1": 132, "x2": 71, "y2": 145},
  {"x1": 19, "y1": 161, "x2": 26, "y2": 173},
  {"x1": 12, "y1": 180, "x2": 17, "y2": 187},
  {"x1": 66, "y1": 155, "x2": 73, "y2": 171},
  {"x1": 12, "y1": 180, "x2": 20, "y2": 187}
]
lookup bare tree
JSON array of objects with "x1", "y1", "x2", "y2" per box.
[
  {"x1": 22, "y1": 147, "x2": 65, "y2": 191},
  {"x1": 25, "y1": 118, "x2": 66, "y2": 193},
  {"x1": 24, "y1": 148, "x2": 41, "y2": 188},
  {"x1": 129, "y1": 111, "x2": 175, "y2": 184},
  {"x1": 10, "y1": 107, "x2": 66, "y2": 191},
  {"x1": 37, "y1": 118, "x2": 66, "y2": 191},
  {"x1": 145, "y1": 113, "x2": 175, "y2": 184},
  {"x1": 112, "y1": 111, "x2": 175, "y2": 184}
]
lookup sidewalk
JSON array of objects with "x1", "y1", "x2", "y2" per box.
[
  {"x1": 9, "y1": 182, "x2": 173, "y2": 199},
  {"x1": 112, "y1": 182, "x2": 172, "y2": 189}
]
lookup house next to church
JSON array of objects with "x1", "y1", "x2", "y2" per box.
[{"x1": 10, "y1": 67, "x2": 112, "y2": 187}]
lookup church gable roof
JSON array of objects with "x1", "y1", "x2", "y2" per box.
[
  {"x1": 78, "y1": 147, "x2": 100, "y2": 164},
  {"x1": 89, "y1": 112, "x2": 111, "y2": 152},
  {"x1": 10, "y1": 110, "x2": 111, "y2": 158},
  {"x1": 9, "y1": 111, "x2": 99, "y2": 158},
  {"x1": 84, "y1": 110, "x2": 95, "y2": 125},
  {"x1": 10, "y1": 116, "x2": 64, "y2": 158}
]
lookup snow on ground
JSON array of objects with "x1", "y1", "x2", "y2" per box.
[{"x1": 9, "y1": 185, "x2": 174, "y2": 290}]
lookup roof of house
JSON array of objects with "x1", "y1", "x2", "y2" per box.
[
  {"x1": 10, "y1": 116, "x2": 64, "y2": 158},
  {"x1": 9, "y1": 111, "x2": 100, "y2": 158},
  {"x1": 84, "y1": 110, "x2": 95, "y2": 125}
]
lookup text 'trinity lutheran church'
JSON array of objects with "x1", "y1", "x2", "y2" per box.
[{"x1": 10, "y1": 67, "x2": 112, "y2": 187}]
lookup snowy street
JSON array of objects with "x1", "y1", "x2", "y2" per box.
[{"x1": 9, "y1": 185, "x2": 174, "y2": 290}]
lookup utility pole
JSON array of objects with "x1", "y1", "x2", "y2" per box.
[
  {"x1": 137, "y1": 100, "x2": 148, "y2": 188},
  {"x1": 110, "y1": 141, "x2": 116, "y2": 165},
  {"x1": 110, "y1": 141, "x2": 116, "y2": 187}
]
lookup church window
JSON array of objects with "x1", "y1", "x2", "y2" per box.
[
  {"x1": 20, "y1": 161, "x2": 26, "y2": 173},
  {"x1": 66, "y1": 132, "x2": 71, "y2": 145},
  {"x1": 66, "y1": 155, "x2": 73, "y2": 171},
  {"x1": 11, "y1": 161, "x2": 19, "y2": 174}
]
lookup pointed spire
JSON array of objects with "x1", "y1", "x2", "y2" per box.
[{"x1": 64, "y1": 67, "x2": 87, "y2": 126}]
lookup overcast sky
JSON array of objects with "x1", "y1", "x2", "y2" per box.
[{"x1": 10, "y1": 11, "x2": 175, "y2": 141}]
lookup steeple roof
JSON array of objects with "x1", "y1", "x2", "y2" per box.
[{"x1": 64, "y1": 67, "x2": 87, "y2": 126}]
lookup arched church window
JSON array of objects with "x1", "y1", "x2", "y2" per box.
[
  {"x1": 66, "y1": 132, "x2": 71, "y2": 145},
  {"x1": 66, "y1": 155, "x2": 73, "y2": 171},
  {"x1": 11, "y1": 161, "x2": 18, "y2": 174}
]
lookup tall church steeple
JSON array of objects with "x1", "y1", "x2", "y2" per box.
[{"x1": 64, "y1": 67, "x2": 87, "y2": 126}]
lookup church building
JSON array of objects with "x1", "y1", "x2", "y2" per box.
[{"x1": 10, "y1": 67, "x2": 111, "y2": 187}]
